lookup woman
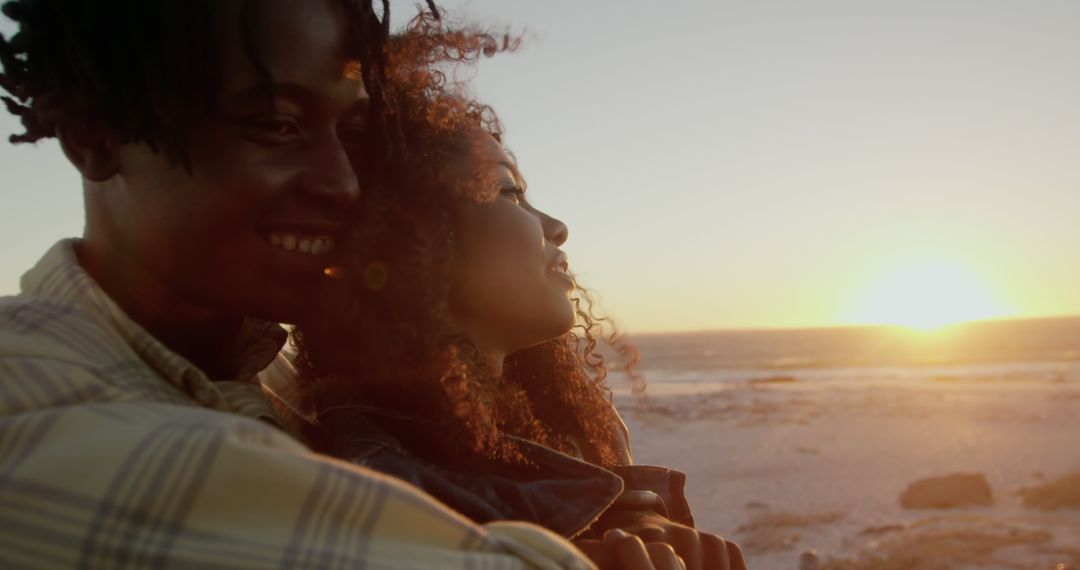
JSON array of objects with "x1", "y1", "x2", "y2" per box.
[{"x1": 291, "y1": 13, "x2": 745, "y2": 570}]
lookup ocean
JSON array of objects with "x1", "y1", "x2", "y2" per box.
[{"x1": 625, "y1": 316, "x2": 1080, "y2": 387}]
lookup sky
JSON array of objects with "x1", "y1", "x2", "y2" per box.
[{"x1": 2, "y1": 1, "x2": 1079, "y2": 333}]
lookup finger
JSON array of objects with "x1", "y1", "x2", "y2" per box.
[
  {"x1": 700, "y1": 533, "x2": 730, "y2": 570},
  {"x1": 645, "y1": 542, "x2": 686, "y2": 570},
  {"x1": 726, "y1": 540, "x2": 748, "y2": 570},
  {"x1": 573, "y1": 540, "x2": 617, "y2": 570},
  {"x1": 634, "y1": 526, "x2": 668, "y2": 543},
  {"x1": 666, "y1": 527, "x2": 704, "y2": 570},
  {"x1": 620, "y1": 520, "x2": 668, "y2": 544},
  {"x1": 610, "y1": 532, "x2": 658, "y2": 570},
  {"x1": 603, "y1": 528, "x2": 631, "y2": 541}
]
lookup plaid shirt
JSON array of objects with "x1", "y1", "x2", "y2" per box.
[{"x1": 0, "y1": 240, "x2": 594, "y2": 569}]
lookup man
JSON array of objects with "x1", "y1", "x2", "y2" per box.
[{"x1": 0, "y1": 1, "x2": 691, "y2": 567}]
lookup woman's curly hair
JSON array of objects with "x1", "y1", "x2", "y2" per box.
[{"x1": 293, "y1": 12, "x2": 644, "y2": 470}]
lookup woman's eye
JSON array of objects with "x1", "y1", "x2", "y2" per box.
[{"x1": 500, "y1": 187, "x2": 525, "y2": 204}]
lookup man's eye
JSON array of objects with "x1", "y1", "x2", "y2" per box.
[
  {"x1": 245, "y1": 116, "x2": 300, "y2": 139},
  {"x1": 338, "y1": 124, "x2": 368, "y2": 145},
  {"x1": 262, "y1": 121, "x2": 298, "y2": 136}
]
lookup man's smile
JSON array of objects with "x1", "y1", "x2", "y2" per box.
[{"x1": 266, "y1": 232, "x2": 336, "y2": 255}]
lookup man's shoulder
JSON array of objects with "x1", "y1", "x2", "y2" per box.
[
  {"x1": 1, "y1": 291, "x2": 98, "y2": 330},
  {"x1": 0, "y1": 398, "x2": 591, "y2": 570},
  {"x1": 0, "y1": 292, "x2": 119, "y2": 365},
  {"x1": 0, "y1": 293, "x2": 179, "y2": 416}
]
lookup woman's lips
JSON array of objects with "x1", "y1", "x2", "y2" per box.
[
  {"x1": 546, "y1": 251, "x2": 573, "y2": 288},
  {"x1": 547, "y1": 251, "x2": 569, "y2": 273}
]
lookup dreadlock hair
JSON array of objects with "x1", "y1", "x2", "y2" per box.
[
  {"x1": 0, "y1": 0, "x2": 425, "y2": 168},
  {"x1": 293, "y1": 11, "x2": 644, "y2": 472}
]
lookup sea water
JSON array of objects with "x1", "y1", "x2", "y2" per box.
[{"x1": 622, "y1": 316, "x2": 1080, "y2": 389}]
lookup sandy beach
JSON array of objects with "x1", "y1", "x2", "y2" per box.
[{"x1": 616, "y1": 378, "x2": 1080, "y2": 569}]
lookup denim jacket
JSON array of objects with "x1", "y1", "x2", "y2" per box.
[{"x1": 315, "y1": 405, "x2": 694, "y2": 539}]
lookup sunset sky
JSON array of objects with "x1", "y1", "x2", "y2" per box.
[{"x1": 2, "y1": 0, "x2": 1079, "y2": 333}]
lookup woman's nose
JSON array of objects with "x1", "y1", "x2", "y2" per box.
[{"x1": 539, "y1": 211, "x2": 569, "y2": 246}]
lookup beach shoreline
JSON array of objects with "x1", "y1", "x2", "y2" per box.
[{"x1": 615, "y1": 378, "x2": 1080, "y2": 569}]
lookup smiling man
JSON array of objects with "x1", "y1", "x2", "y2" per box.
[{"x1": 0, "y1": 1, "x2": 605, "y2": 567}]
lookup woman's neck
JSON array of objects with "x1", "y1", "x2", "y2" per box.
[{"x1": 447, "y1": 316, "x2": 511, "y2": 377}]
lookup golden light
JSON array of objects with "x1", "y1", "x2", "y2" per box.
[{"x1": 844, "y1": 260, "x2": 1011, "y2": 331}]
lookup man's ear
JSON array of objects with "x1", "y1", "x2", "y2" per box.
[{"x1": 57, "y1": 122, "x2": 120, "y2": 182}]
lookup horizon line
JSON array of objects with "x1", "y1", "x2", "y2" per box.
[{"x1": 626, "y1": 313, "x2": 1080, "y2": 337}]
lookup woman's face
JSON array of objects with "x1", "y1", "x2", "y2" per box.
[{"x1": 445, "y1": 132, "x2": 576, "y2": 355}]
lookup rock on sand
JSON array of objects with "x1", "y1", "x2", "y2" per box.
[
  {"x1": 1018, "y1": 471, "x2": 1080, "y2": 510},
  {"x1": 899, "y1": 472, "x2": 994, "y2": 509}
]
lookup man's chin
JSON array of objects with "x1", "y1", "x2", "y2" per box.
[{"x1": 226, "y1": 278, "x2": 331, "y2": 326}]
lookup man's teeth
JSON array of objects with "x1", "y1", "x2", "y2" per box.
[{"x1": 268, "y1": 233, "x2": 335, "y2": 255}]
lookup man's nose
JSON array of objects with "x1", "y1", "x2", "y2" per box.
[{"x1": 300, "y1": 139, "x2": 361, "y2": 208}]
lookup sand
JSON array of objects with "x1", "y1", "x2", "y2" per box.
[{"x1": 614, "y1": 378, "x2": 1080, "y2": 570}]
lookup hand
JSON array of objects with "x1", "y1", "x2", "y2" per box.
[
  {"x1": 592, "y1": 511, "x2": 746, "y2": 570},
  {"x1": 575, "y1": 529, "x2": 686, "y2": 570}
]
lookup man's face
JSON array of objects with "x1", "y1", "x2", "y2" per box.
[{"x1": 101, "y1": 0, "x2": 367, "y2": 323}]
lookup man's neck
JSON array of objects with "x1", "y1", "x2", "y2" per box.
[{"x1": 75, "y1": 236, "x2": 245, "y2": 380}]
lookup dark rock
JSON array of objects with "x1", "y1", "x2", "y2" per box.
[
  {"x1": 859, "y1": 523, "x2": 904, "y2": 536},
  {"x1": 799, "y1": 549, "x2": 819, "y2": 570},
  {"x1": 899, "y1": 472, "x2": 994, "y2": 509},
  {"x1": 748, "y1": 375, "x2": 797, "y2": 385},
  {"x1": 1018, "y1": 472, "x2": 1080, "y2": 510}
]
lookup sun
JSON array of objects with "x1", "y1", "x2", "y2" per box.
[{"x1": 844, "y1": 260, "x2": 1010, "y2": 331}]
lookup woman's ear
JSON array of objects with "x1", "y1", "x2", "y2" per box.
[{"x1": 56, "y1": 122, "x2": 120, "y2": 182}]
